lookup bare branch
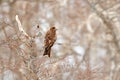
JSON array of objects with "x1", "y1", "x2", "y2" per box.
[{"x1": 15, "y1": 15, "x2": 29, "y2": 38}]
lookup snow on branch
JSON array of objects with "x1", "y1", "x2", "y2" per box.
[{"x1": 15, "y1": 15, "x2": 29, "y2": 38}]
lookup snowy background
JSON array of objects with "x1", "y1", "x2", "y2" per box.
[{"x1": 0, "y1": 0, "x2": 120, "y2": 80}]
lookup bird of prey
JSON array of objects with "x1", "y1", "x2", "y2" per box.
[{"x1": 43, "y1": 27, "x2": 57, "y2": 57}]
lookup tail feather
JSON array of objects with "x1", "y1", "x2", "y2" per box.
[{"x1": 43, "y1": 47, "x2": 51, "y2": 57}]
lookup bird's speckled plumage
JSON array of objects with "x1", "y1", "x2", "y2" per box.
[{"x1": 43, "y1": 27, "x2": 57, "y2": 57}]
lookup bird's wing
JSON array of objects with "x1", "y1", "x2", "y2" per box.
[{"x1": 44, "y1": 31, "x2": 51, "y2": 46}]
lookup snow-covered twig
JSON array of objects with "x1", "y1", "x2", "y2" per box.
[{"x1": 15, "y1": 15, "x2": 29, "y2": 38}]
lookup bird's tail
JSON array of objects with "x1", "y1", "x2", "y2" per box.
[{"x1": 43, "y1": 47, "x2": 51, "y2": 57}]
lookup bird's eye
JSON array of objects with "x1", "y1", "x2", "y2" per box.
[{"x1": 52, "y1": 27, "x2": 55, "y2": 29}]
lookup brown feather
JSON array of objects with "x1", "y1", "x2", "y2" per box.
[{"x1": 43, "y1": 27, "x2": 57, "y2": 57}]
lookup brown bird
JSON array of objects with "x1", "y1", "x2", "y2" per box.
[{"x1": 43, "y1": 27, "x2": 57, "y2": 57}]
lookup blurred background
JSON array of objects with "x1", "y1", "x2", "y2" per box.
[{"x1": 0, "y1": 0, "x2": 120, "y2": 80}]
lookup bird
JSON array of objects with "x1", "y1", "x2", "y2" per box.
[{"x1": 43, "y1": 27, "x2": 57, "y2": 57}]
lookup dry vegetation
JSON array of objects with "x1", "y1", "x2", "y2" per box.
[{"x1": 0, "y1": 0, "x2": 120, "y2": 80}]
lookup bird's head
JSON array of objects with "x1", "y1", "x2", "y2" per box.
[{"x1": 50, "y1": 27, "x2": 57, "y2": 31}]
